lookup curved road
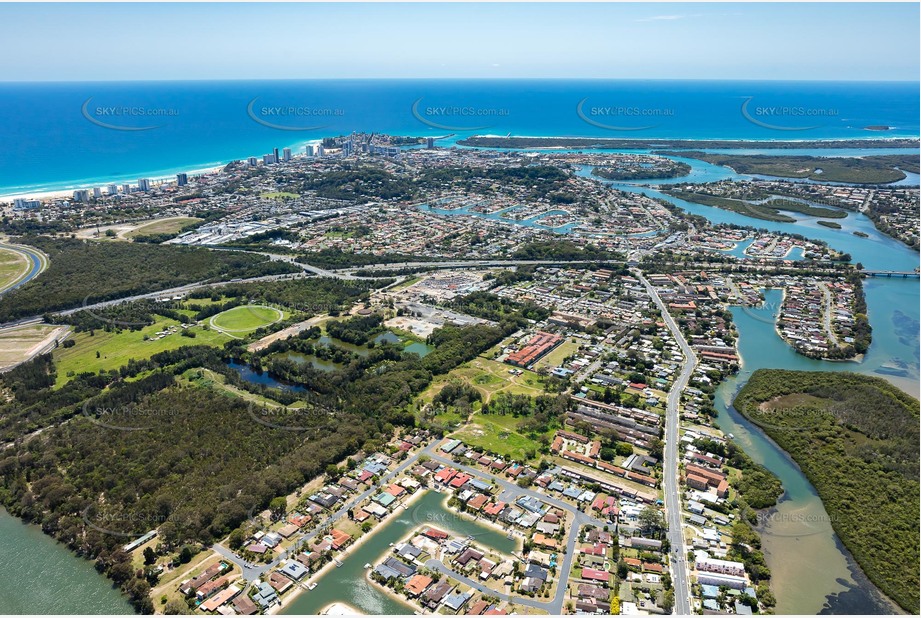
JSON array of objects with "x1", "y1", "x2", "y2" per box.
[
  {"x1": 636, "y1": 269, "x2": 695, "y2": 615},
  {"x1": 0, "y1": 242, "x2": 48, "y2": 296}
]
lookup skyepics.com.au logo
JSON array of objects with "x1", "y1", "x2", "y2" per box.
[
  {"x1": 411, "y1": 98, "x2": 508, "y2": 131},
  {"x1": 741, "y1": 96, "x2": 838, "y2": 131},
  {"x1": 753, "y1": 510, "x2": 839, "y2": 538},
  {"x1": 82, "y1": 401, "x2": 181, "y2": 432},
  {"x1": 80, "y1": 295, "x2": 184, "y2": 329},
  {"x1": 408, "y1": 502, "x2": 491, "y2": 540},
  {"x1": 247, "y1": 398, "x2": 338, "y2": 432},
  {"x1": 747, "y1": 405, "x2": 832, "y2": 432},
  {"x1": 576, "y1": 97, "x2": 673, "y2": 131},
  {"x1": 82, "y1": 505, "x2": 189, "y2": 538},
  {"x1": 739, "y1": 298, "x2": 782, "y2": 326},
  {"x1": 82, "y1": 97, "x2": 179, "y2": 131},
  {"x1": 247, "y1": 97, "x2": 344, "y2": 131}
]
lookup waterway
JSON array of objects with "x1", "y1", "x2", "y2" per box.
[
  {"x1": 0, "y1": 509, "x2": 133, "y2": 614},
  {"x1": 281, "y1": 490, "x2": 517, "y2": 615},
  {"x1": 426, "y1": 153, "x2": 920, "y2": 613},
  {"x1": 713, "y1": 291, "x2": 911, "y2": 614},
  {"x1": 226, "y1": 360, "x2": 309, "y2": 393},
  {"x1": 606, "y1": 163, "x2": 919, "y2": 613},
  {"x1": 0, "y1": 149, "x2": 916, "y2": 616}
]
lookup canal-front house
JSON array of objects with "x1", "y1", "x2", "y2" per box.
[{"x1": 253, "y1": 582, "x2": 279, "y2": 609}]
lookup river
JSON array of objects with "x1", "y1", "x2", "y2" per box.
[
  {"x1": 592, "y1": 160, "x2": 920, "y2": 613},
  {"x1": 0, "y1": 509, "x2": 133, "y2": 614},
  {"x1": 0, "y1": 151, "x2": 916, "y2": 616},
  {"x1": 422, "y1": 156, "x2": 918, "y2": 613}
]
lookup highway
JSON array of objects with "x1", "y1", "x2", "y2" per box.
[
  {"x1": 0, "y1": 242, "x2": 48, "y2": 296},
  {"x1": 635, "y1": 269, "x2": 695, "y2": 616}
]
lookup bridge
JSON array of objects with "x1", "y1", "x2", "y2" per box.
[{"x1": 862, "y1": 270, "x2": 920, "y2": 278}]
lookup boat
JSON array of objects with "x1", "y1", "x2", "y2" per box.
[
  {"x1": 306, "y1": 582, "x2": 317, "y2": 590},
  {"x1": 364, "y1": 563, "x2": 372, "y2": 569}
]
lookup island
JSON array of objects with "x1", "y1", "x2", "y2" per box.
[
  {"x1": 655, "y1": 151, "x2": 916, "y2": 184},
  {"x1": 456, "y1": 136, "x2": 920, "y2": 150},
  {"x1": 733, "y1": 370, "x2": 920, "y2": 614}
]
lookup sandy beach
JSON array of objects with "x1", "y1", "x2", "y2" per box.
[
  {"x1": 0, "y1": 165, "x2": 225, "y2": 203},
  {"x1": 267, "y1": 487, "x2": 428, "y2": 616},
  {"x1": 319, "y1": 601, "x2": 364, "y2": 615}
]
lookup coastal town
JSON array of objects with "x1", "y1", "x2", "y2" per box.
[{"x1": 0, "y1": 130, "x2": 917, "y2": 617}]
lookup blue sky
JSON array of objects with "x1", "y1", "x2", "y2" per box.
[{"x1": 0, "y1": 3, "x2": 917, "y2": 81}]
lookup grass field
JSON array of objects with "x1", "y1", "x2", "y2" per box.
[
  {"x1": 124, "y1": 217, "x2": 202, "y2": 238},
  {"x1": 419, "y1": 355, "x2": 547, "y2": 405},
  {"x1": 0, "y1": 246, "x2": 31, "y2": 292},
  {"x1": 532, "y1": 338, "x2": 581, "y2": 370},
  {"x1": 260, "y1": 191, "x2": 299, "y2": 199},
  {"x1": 53, "y1": 317, "x2": 231, "y2": 387},
  {"x1": 451, "y1": 413, "x2": 550, "y2": 462},
  {"x1": 209, "y1": 305, "x2": 285, "y2": 334}
]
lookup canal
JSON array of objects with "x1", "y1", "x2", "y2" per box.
[
  {"x1": 601, "y1": 161, "x2": 919, "y2": 613},
  {"x1": 281, "y1": 490, "x2": 519, "y2": 615}
]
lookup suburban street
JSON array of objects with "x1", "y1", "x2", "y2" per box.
[
  {"x1": 636, "y1": 269, "x2": 695, "y2": 616},
  {"x1": 207, "y1": 436, "x2": 617, "y2": 615}
]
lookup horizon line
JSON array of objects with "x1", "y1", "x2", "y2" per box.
[{"x1": 1, "y1": 77, "x2": 919, "y2": 84}]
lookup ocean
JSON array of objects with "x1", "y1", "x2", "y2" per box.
[{"x1": 0, "y1": 79, "x2": 918, "y2": 196}]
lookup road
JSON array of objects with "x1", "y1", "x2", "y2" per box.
[
  {"x1": 817, "y1": 282, "x2": 840, "y2": 347},
  {"x1": 0, "y1": 242, "x2": 48, "y2": 296},
  {"x1": 213, "y1": 437, "x2": 429, "y2": 582},
  {"x1": 635, "y1": 269, "x2": 695, "y2": 616},
  {"x1": 0, "y1": 254, "x2": 606, "y2": 331},
  {"x1": 210, "y1": 437, "x2": 613, "y2": 614},
  {"x1": 422, "y1": 446, "x2": 612, "y2": 614}
]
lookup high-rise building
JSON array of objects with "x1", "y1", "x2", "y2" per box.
[
  {"x1": 282, "y1": 148, "x2": 292, "y2": 162},
  {"x1": 122, "y1": 184, "x2": 132, "y2": 194},
  {"x1": 176, "y1": 173, "x2": 188, "y2": 186},
  {"x1": 317, "y1": 145, "x2": 326, "y2": 157},
  {"x1": 248, "y1": 156, "x2": 259, "y2": 167},
  {"x1": 426, "y1": 137, "x2": 435, "y2": 149},
  {"x1": 263, "y1": 153, "x2": 276, "y2": 165},
  {"x1": 13, "y1": 198, "x2": 41, "y2": 210},
  {"x1": 107, "y1": 184, "x2": 119, "y2": 195},
  {"x1": 72, "y1": 189, "x2": 89, "y2": 202},
  {"x1": 93, "y1": 187, "x2": 102, "y2": 199},
  {"x1": 273, "y1": 148, "x2": 280, "y2": 163},
  {"x1": 306, "y1": 145, "x2": 316, "y2": 157},
  {"x1": 137, "y1": 178, "x2": 151, "y2": 192}
]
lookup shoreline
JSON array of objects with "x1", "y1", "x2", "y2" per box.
[
  {"x1": 0, "y1": 134, "x2": 326, "y2": 202},
  {"x1": 3, "y1": 133, "x2": 917, "y2": 202},
  {"x1": 319, "y1": 601, "x2": 364, "y2": 615},
  {"x1": 366, "y1": 572, "x2": 428, "y2": 614},
  {"x1": 268, "y1": 486, "x2": 428, "y2": 616},
  {"x1": 431, "y1": 491, "x2": 527, "y2": 554},
  {"x1": 0, "y1": 164, "x2": 227, "y2": 202}
]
